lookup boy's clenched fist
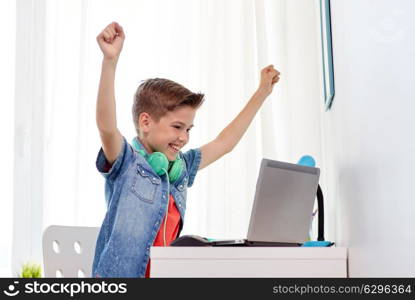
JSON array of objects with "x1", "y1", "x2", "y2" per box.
[
  {"x1": 97, "y1": 22, "x2": 125, "y2": 60},
  {"x1": 258, "y1": 65, "x2": 280, "y2": 97}
]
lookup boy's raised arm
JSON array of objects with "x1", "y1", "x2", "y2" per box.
[
  {"x1": 96, "y1": 22, "x2": 125, "y2": 164},
  {"x1": 199, "y1": 65, "x2": 280, "y2": 170}
]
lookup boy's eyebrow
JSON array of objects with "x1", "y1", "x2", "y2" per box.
[{"x1": 172, "y1": 121, "x2": 194, "y2": 128}]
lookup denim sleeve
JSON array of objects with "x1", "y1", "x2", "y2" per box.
[
  {"x1": 96, "y1": 136, "x2": 133, "y2": 182},
  {"x1": 181, "y1": 148, "x2": 202, "y2": 187}
]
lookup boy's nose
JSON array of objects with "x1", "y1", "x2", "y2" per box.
[{"x1": 178, "y1": 134, "x2": 187, "y2": 144}]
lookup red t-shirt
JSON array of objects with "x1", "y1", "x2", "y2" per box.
[{"x1": 145, "y1": 194, "x2": 181, "y2": 278}]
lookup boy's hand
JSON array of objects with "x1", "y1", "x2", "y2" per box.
[
  {"x1": 97, "y1": 22, "x2": 125, "y2": 60},
  {"x1": 257, "y1": 65, "x2": 280, "y2": 97}
]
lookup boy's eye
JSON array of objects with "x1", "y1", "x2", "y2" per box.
[{"x1": 172, "y1": 125, "x2": 192, "y2": 133}]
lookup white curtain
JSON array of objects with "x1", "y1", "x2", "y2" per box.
[
  {"x1": 0, "y1": 0, "x2": 16, "y2": 277},
  {"x1": 11, "y1": 0, "x2": 292, "y2": 276}
]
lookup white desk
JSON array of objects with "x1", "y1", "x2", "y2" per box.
[{"x1": 150, "y1": 247, "x2": 348, "y2": 277}]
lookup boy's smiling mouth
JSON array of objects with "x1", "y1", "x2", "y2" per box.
[{"x1": 168, "y1": 143, "x2": 181, "y2": 152}]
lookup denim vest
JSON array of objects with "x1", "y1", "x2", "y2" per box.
[{"x1": 92, "y1": 137, "x2": 201, "y2": 278}]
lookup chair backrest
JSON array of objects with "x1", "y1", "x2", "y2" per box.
[{"x1": 42, "y1": 225, "x2": 100, "y2": 278}]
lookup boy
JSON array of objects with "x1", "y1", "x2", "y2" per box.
[{"x1": 93, "y1": 22, "x2": 280, "y2": 278}]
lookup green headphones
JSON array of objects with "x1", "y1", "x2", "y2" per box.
[{"x1": 131, "y1": 137, "x2": 183, "y2": 183}]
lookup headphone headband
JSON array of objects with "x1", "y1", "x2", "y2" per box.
[{"x1": 131, "y1": 137, "x2": 183, "y2": 183}]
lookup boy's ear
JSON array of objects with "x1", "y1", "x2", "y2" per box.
[{"x1": 139, "y1": 112, "x2": 152, "y2": 133}]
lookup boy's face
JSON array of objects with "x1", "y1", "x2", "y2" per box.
[{"x1": 140, "y1": 106, "x2": 196, "y2": 161}]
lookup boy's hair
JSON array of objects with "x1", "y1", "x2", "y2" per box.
[{"x1": 132, "y1": 78, "x2": 205, "y2": 134}]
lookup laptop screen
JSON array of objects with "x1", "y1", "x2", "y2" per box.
[{"x1": 247, "y1": 158, "x2": 320, "y2": 243}]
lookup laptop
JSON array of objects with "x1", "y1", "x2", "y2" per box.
[{"x1": 210, "y1": 158, "x2": 320, "y2": 247}]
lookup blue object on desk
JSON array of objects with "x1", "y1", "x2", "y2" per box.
[
  {"x1": 297, "y1": 155, "x2": 316, "y2": 168},
  {"x1": 297, "y1": 155, "x2": 334, "y2": 247},
  {"x1": 302, "y1": 241, "x2": 334, "y2": 247}
]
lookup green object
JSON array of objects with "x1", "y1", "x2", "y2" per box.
[
  {"x1": 132, "y1": 137, "x2": 183, "y2": 183},
  {"x1": 19, "y1": 262, "x2": 42, "y2": 278}
]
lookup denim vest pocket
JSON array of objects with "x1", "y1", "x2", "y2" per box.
[{"x1": 131, "y1": 164, "x2": 161, "y2": 203}]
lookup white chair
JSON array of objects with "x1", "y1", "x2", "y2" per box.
[{"x1": 42, "y1": 225, "x2": 100, "y2": 278}]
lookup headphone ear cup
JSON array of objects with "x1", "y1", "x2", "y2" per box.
[
  {"x1": 168, "y1": 158, "x2": 183, "y2": 183},
  {"x1": 147, "y1": 152, "x2": 169, "y2": 176},
  {"x1": 131, "y1": 137, "x2": 183, "y2": 181}
]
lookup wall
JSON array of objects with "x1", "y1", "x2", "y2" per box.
[
  {"x1": 326, "y1": 0, "x2": 415, "y2": 277},
  {"x1": 282, "y1": 0, "x2": 415, "y2": 276}
]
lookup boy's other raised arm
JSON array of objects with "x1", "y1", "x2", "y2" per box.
[
  {"x1": 96, "y1": 22, "x2": 125, "y2": 164},
  {"x1": 199, "y1": 65, "x2": 280, "y2": 170}
]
